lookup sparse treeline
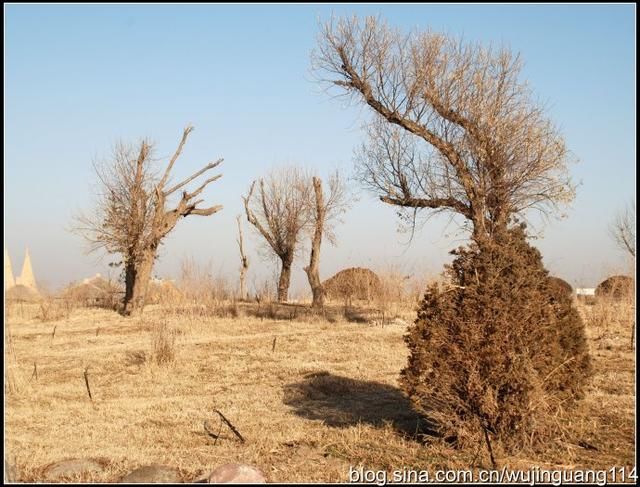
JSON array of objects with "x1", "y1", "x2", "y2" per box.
[
  {"x1": 70, "y1": 12, "x2": 638, "y2": 466},
  {"x1": 76, "y1": 146, "x2": 350, "y2": 312}
]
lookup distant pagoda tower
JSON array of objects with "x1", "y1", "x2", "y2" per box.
[
  {"x1": 4, "y1": 248, "x2": 15, "y2": 290},
  {"x1": 16, "y1": 248, "x2": 38, "y2": 292}
]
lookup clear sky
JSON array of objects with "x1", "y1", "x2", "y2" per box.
[{"x1": 4, "y1": 4, "x2": 636, "y2": 294}]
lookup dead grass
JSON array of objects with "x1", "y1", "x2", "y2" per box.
[
  {"x1": 3, "y1": 298, "x2": 636, "y2": 482},
  {"x1": 151, "y1": 321, "x2": 177, "y2": 366}
]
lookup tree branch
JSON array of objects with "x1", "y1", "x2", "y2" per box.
[
  {"x1": 159, "y1": 125, "x2": 194, "y2": 189},
  {"x1": 243, "y1": 180, "x2": 279, "y2": 252},
  {"x1": 187, "y1": 204, "x2": 223, "y2": 217},
  {"x1": 164, "y1": 159, "x2": 223, "y2": 196},
  {"x1": 381, "y1": 195, "x2": 470, "y2": 217},
  {"x1": 185, "y1": 173, "x2": 223, "y2": 200},
  {"x1": 335, "y1": 47, "x2": 477, "y2": 200}
]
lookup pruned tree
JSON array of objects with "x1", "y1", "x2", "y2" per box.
[
  {"x1": 304, "y1": 172, "x2": 349, "y2": 309},
  {"x1": 312, "y1": 16, "x2": 575, "y2": 245},
  {"x1": 610, "y1": 199, "x2": 636, "y2": 258},
  {"x1": 236, "y1": 215, "x2": 250, "y2": 300},
  {"x1": 242, "y1": 167, "x2": 311, "y2": 302},
  {"x1": 75, "y1": 126, "x2": 223, "y2": 315}
]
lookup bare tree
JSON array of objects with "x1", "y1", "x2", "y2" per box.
[
  {"x1": 236, "y1": 215, "x2": 250, "y2": 300},
  {"x1": 610, "y1": 199, "x2": 636, "y2": 258},
  {"x1": 75, "y1": 126, "x2": 223, "y2": 315},
  {"x1": 304, "y1": 172, "x2": 349, "y2": 309},
  {"x1": 242, "y1": 167, "x2": 311, "y2": 302},
  {"x1": 312, "y1": 16, "x2": 575, "y2": 245}
]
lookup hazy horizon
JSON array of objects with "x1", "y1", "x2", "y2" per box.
[{"x1": 5, "y1": 4, "x2": 636, "y2": 293}]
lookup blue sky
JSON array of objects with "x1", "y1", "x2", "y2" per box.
[{"x1": 4, "y1": 4, "x2": 636, "y2": 293}]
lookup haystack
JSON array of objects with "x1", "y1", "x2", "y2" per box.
[
  {"x1": 5, "y1": 284, "x2": 41, "y2": 303},
  {"x1": 548, "y1": 276, "x2": 573, "y2": 298},
  {"x1": 146, "y1": 278, "x2": 182, "y2": 305},
  {"x1": 595, "y1": 275, "x2": 634, "y2": 300},
  {"x1": 322, "y1": 267, "x2": 382, "y2": 302},
  {"x1": 63, "y1": 274, "x2": 122, "y2": 308}
]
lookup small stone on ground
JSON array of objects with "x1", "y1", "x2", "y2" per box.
[
  {"x1": 43, "y1": 458, "x2": 104, "y2": 480},
  {"x1": 208, "y1": 464, "x2": 266, "y2": 483}
]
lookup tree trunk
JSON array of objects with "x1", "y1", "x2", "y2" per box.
[
  {"x1": 239, "y1": 268, "x2": 247, "y2": 301},
  {"x1": 305, "y1": 177, "x2": 325, "y2": 309},
  {"x1": 123, "y1": 250, "x2": 155, "y2": 316},
  {"x1": 277, "y1": 257, "x2": 293, "y2": 303},
  {"x1": 305, "y1": 260, "x2": 324, "y2": 308},
  {"x1": 123, "y1": 258, "x2": 137, "y2": 310},
  {"x1": 237, "y1": 215, "x2": 249, "y2": 301}
]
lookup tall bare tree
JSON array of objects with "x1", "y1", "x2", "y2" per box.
[
  {"x1": 304, "y1": 172, "x2": 349, "y2": 309},
  {"x1": 75, "y1": 126, "x2": 223, "y2": 315},
  {"x1": 243, "y1": 167, "x2": 311, "y2": 302},
  {"x1": 610, "y1": 199, "x2": 636, "y2": 258},
  {"x1": 236, "y1": 215, "x2": 250, "y2": 300},
  {"x1": 312, "y1": 16, "x2": 575, "y2": 245}
]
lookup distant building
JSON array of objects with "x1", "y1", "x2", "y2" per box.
[
  {"x1": 575, "y1": 288, "x2": 595, "y2": 296},
  {"x1": 4, "y1": 248, "x2": 15, "y2": 289},
  {"x1": 15, "y1": 248, "x2": 38, "y2": 291},
  {"x1": 5, "y1": 247, "x2": 39, "y2": 294}
]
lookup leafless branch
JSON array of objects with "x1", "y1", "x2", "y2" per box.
[{"x1": 313, "y1": 16, "x2": 575, "y2": 243}]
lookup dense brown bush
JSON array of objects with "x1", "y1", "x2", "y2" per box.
[
  {"x1": 400, "y1": 224, "x2": 592, "y2": 455},
  {"x1": 595, "y1": 275, "x2": 634, "y2": 300},
  {"x1": 322, "y1": 267, "x2": 382, "y2": 303}
]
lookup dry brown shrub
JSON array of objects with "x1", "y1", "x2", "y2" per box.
[
  {"x1": 4, "y1": 323, "x2": 24, "y2": 395},
  {"x1": 400, "y1": 223, "x2": 592, "y2": 457},
  {"x1": 252, "y1": 276, "x2": 276, "y2": 304},
  {"x1": 372, "y1": 269, "x2": 421, "y2": 325},
  {"x1": 169, "y1": 257, "x2": 234, "y2": 319},
  {"x1": 151, "y1": 321, "x2": 177, "y2": 366},
  {"x1": 586, "y1": 289, "x2": 635, "y2": 348},
  {"x1": 37, "y1": 297, "x2": 74, "y2": 322}
]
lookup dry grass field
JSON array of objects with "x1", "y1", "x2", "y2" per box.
[{"x1": 4, "y1": 298, "x2": 636, "y2": 483}]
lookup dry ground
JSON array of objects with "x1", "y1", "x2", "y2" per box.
[{"x1": 4, "y1": 299, "x2": 636, "y2": 483}]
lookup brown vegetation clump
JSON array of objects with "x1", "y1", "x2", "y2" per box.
[
  {"x1": 151, "y1": 321, "x2": 177, "y2": 366},
  {"x1": 5, "y1": 285, "x2": 41, "y2": 303},
  {"x1": 400, "y1": 224, "x2": 592, "y2": 455},
  {"x1": 62, "y1": 275, "x2": 122, "y2": 309},
  {"x1": 322, "y1": 267, "x2": 382, "y2": 303},
  {"x1": 548, "y1": 276, "x2": 573, "y2": 299},
  {"x1": 595, "y1": 275, "x2": 634, "y2": 300},
  {"x1": 146, "y1": 279, "x2": 182, "y2": 305}
]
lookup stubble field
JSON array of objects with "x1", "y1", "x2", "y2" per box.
[{"x1": 4, "y1": 299, "x2": 636, "y2": 483}]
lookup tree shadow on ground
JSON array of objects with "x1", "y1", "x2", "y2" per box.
[{"x1": 283, "y1": 371, "x2": 437, "y2": 441}]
